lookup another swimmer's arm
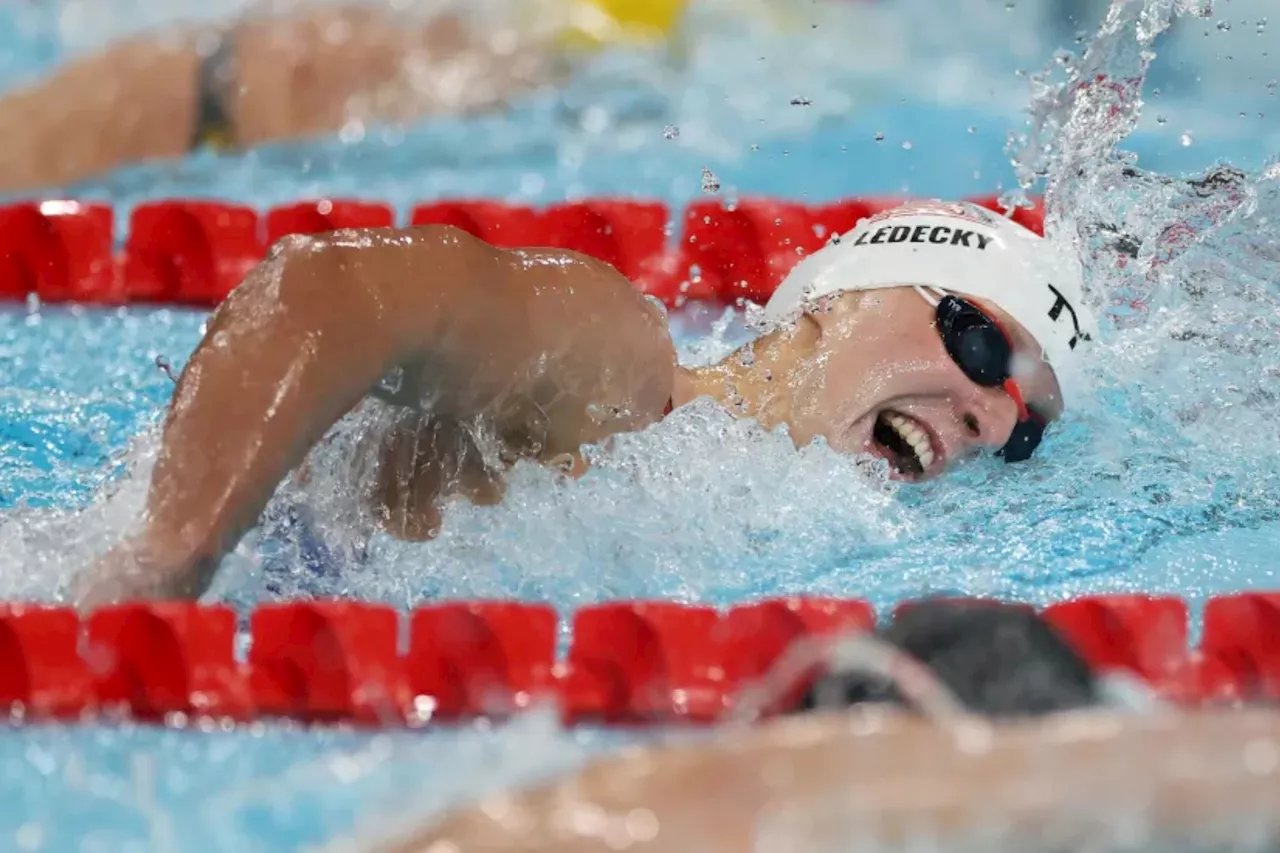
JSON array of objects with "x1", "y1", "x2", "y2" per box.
[
  {"x1": 355, "y1": 711, "x2": 1280, "y2": 853},
  {"x1": 77, "y1": 225, "x2": 673, "y2": 603},
  {"x1": 0, "y1": 35, "x2": 204, "y2": 191},
  {"x1": 0, "y1": 8, "x2": 552, "y2": 192}
]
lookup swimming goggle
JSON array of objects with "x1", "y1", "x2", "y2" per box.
[{"x1": 914, "y1": 286, "x2": 1046, "y2": 464}]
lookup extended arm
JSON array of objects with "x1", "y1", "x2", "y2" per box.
[
  {"x1": 74, "y1": 225, "x2": 674, "y2": 604},
  {"x1": 0, "y1": 7, "x2": 552, "y2": 191}
]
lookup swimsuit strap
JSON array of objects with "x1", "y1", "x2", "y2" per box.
[{"x1": 191, "y1": 26, "x2": 239, "y2": 152}]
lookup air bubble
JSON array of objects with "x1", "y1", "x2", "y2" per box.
[
  {"x1": 1180, "y1": 131, "x2": 1194, "y2": 146},
  {"x1": 663, "y1": 124, "x2": 680, "y2": 140},
  {"x1": 701, "y1": 168, "x2": 721, "y2": 194},
  {"x1": 874, "y1": 132, "x2": 885, "y2": 142}
]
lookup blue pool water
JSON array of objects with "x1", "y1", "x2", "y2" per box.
[{"x1": 1, "y1": 0, "x2": 1279, "y2": 849}]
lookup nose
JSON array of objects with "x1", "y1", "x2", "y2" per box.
[{"x1": 960, "y1": 385, "x2": 1021, "y2": 452}]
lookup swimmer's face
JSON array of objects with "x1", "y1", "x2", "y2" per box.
[{"x1": 782, "y1": 287, "x2": 1062, "y2": 482}]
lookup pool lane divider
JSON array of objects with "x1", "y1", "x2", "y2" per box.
[
  {"x1": 0, "y1": 594, "x2": 1273, "y2": 726},
  {"x1": 0, "y1": 195, "x2": 1047, "y2": 309}
]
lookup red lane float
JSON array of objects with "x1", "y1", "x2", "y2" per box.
[
  {"x1": 716, "y1": 598, "x2": 876, "y2": 716},
  {"x1": 0, "y1": 606, "x2": 90, "y2": 719},
  {"x1": 0, "y1": 195, "x2": 1048, "y2": 308},
  {"x1": 407, "y1": 602, "x2": 557, "y2": 721},
  {"x1": 123, "y1": 202, "x2": 264, "y2": 305},
  {"x1": 249, "y1": 601, "x2": 406, "y2": 725},
  {"x1": 265, "y1": 200, "x2": 395, "y2": 244},
  {"x1": 563, "y1": 601, "x2": 725, "y2": 722},
  {"x1": 539, "y1": 200, "x2": 672, "y2": 296},
  {"x1": 0, "y1": 594, "x2": 1270, "y2": 724},
  {"x1": 679, "y1": 199, "x2": 819, "y2": 305},
  {"x1": 0, "y1": 202, "x2": 116, "y2": 302},
  {"x1": 410, "y1": 200, "x2": 543, "y2": 247},
  {"x1": 1201, "y1": 593, "x2": 1280, "y2": 701},
  {"x1": 85, "y1": 602, "x2": 247, "y2": 720}
]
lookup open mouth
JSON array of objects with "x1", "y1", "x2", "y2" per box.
[{"x1": 872, "y1": 410, "x2": 937, "y2": 478}]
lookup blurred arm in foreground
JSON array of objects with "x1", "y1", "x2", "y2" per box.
[
  {"x1": 0, "y1": 0, "x2": 685, "y2": 192},
  {"x1": 354, "y1": 603, "x2": 1280, "y2": 853},
  {"x1": 361, "y1": 709, "x2": 1280, "y2": 853}
]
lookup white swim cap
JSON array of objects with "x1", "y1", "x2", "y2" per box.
[{"x1": 762, "y1": 200, "x2": 1097, "y2": 407}]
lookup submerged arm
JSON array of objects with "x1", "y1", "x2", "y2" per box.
[{"x1": 74, "y1": 225, "x2": 674, "y2": 604}]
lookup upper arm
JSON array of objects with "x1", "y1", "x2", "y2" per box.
[
  {"x1": 475, "y1": 244, "x2": 678, "y2": 453},
  {"x1": 280, "y1": 225, "x2": 676, "y2": 452}
]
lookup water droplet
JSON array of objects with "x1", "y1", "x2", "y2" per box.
[
  {"x1": 663, "y1": 124, "x2": 680, "y2": 140},
  {"x1": 155, "y1": 355, "x2": 177, "y2": 384},
  {"x1": 338, "y1": 119, "x2": 366, "y2": 144},
  {"x1": 1268, "y1": 80, "x2": 1278, "y2": 95},
  {"x1": 15, "y1": 823, "x2": 42, "y2": 852},
  {"x1": 1180, "y1": 131, "x2": 1194, "y2": 147},
  {"x1": 874, "y1": 131, "x2": 885, "y2": 142},
  {"x1": 701, "y1": 168, "x2": 721, "y2": 194},
  {"x1": 1216, "y1": 19, "x2": 1231, "y2": 31},
  {"x1": 902, "y1": 140, "x2": 914, "y2": 150},
  {"x1": 790, "y1": 97, "x2": 812, "y2": 106},
  {"x1": 1259, "y1": 18, "x2": 1269, "y2": 34},
  {"x1": 967, "y1": 126, "x2": 977, "y2": 134},
  {"x1": 750, "y1": 143, "x2": 760, "y2": 151},
  {"x1": 1156, "y1": 114, "x2": 1168, "y2": 124}
]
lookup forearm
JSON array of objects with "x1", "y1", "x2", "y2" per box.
[
  {"x1": 0, "y1": 35, "x2": 201, "y2": 192},
  {"x1": 132, "y1": 225, "x2": 535, "y2": 597}
]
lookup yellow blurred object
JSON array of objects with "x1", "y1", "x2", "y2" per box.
[{"x1": 556, "y1": 0, "x2": 687, "y2": 50}]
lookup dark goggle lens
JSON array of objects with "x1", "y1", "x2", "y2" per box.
[
  {"x1": 935, "y1": 295, "x2": 1044, "y2": 465},
  {"x1": 937, "y1": 296, "x2": 1013, "y2": 387}
]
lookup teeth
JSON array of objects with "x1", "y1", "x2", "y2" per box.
[{"x1": 887, "y1": 414, "x2": 935, "y2": 471}]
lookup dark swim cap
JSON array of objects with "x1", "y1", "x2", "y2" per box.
[{"x1": 800, "y1": 600, "x2": 1099, "y2": 718}]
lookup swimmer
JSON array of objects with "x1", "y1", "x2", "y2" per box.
[
  {"x1": 0, "y1": 0, "x2": 685, "y2": 191},
  {"x1": 350, "y1": 602, "x2": 1280, "y2": 853},
  {"x1": 72, "y1": 199, "x2": 1096, "y2": 604}
]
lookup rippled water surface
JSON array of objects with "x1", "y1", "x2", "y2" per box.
[{"x1": 0, "y1": 0, "x2": 1278, "y2": 849}]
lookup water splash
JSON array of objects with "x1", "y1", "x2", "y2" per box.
[{"x1": 1, "y1": 1, "x2": 1280, "y2": 849}]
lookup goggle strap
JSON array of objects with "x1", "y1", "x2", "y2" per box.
[
  {"x1": 1002, "y1": 379, "x2": 1031, "y2": 422},
  {"x1": 913, "y1": 285, "x2": 942, "y2": 308}
]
